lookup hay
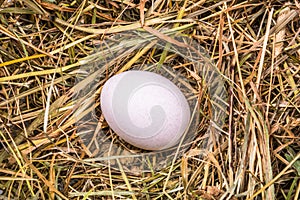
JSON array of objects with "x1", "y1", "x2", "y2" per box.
[{"x1": 0, "y1": 0, "x2": 299, "y2": 199}]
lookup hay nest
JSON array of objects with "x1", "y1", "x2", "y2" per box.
[{"x1": 0, "y1": 0, "x2": 299, "y2": 199}]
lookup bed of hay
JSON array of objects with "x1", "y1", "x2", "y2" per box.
[{"x1": 0, "y1": 0, "x2": 299, "y2": 199}]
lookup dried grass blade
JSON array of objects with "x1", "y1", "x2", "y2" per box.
[
  {"x1": 54, "y1": 16, "x2": 175, "y2": 34},
  {"x1": 248, "y1": 153, "x2": 300, "y2": 200},
  {"x1": 0, "y1": 63, "x2": 80, "y2": 82}
]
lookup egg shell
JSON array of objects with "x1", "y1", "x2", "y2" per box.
[{"x1": 100, "y1": 70, "x2": 190, "y2": 150}]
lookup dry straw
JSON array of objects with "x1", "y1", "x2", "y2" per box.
[{"x1": 0, "y1": 0, "x2": 299, "y2": 199}]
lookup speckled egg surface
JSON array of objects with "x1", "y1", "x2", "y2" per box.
[{"x1": 100, "y1": 70, "x2": 190, "y2": 150}]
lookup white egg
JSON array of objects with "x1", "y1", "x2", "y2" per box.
[{"x1": 100, "y1": 70, "x2": 191, "y2": 150}]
